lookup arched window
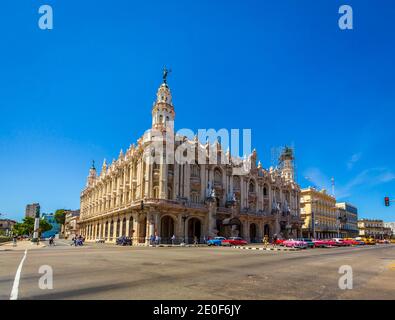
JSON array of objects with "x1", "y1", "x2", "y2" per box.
[
  {"x1": 214, "y1": 168, "x2": 222, "y2": 185},
  {"x1": 159, "y1": 114, "x2": 163, "y2": 123},
  {"x1": 249, "y1": 181, "x2": 255, "y2": 193},
  {"x1": 263, "y1": 185, "x2": 268, "y2": 196},
  {"x1": 233, "y1": 176, "x2": 240, "y2": 190},
  {"x1": 191, "y1": 164, "x2": 200, "y2": 178}
]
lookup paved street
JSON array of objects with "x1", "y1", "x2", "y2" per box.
[{"x1": 0, "y1": 242, "x2": 394, "y2": 300}]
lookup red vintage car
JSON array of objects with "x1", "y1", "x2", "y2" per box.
[
  {"x1": 221, "y1": 237, "x2": 248, "y2": 246},
  {"x1": 274, "y1": 239, "x2": 286, "y2": 246},
  {"x1": 313, "y1": 239, "x2": 335, "y2": 248}
]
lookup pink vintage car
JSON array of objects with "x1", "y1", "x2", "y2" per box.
[
  {"x1": 313, "y1": 239, "x2": 335, "y2": 248},
  {"x1": 283, "y1": 239, "x2": 308, "y2": 249}
]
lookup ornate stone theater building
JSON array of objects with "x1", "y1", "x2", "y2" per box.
[{"x1": 79, "y1": 73, "x2": 303, "y2": 244}]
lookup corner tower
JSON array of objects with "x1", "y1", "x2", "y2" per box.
[
  {"x1": 86, "y1": 160, "x2": 97, "y2": 187},
  {"x1": 279, "y1": 146, "x2": 295, "y2": 182},
  {"x1": 152, "y1": 67, "x2": 175, "y2": 131}
]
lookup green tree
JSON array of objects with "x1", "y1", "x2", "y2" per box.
[
  {"x1": 12, "y1": 217, "x2": 52, "y2": 236},
  {"x1": 54, "y1": 209, "x2": 66, "y2": 225}
]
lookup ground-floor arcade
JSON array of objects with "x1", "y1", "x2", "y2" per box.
[{"x1": 79, "y1": 201, "x2": 303, "y2": 245}]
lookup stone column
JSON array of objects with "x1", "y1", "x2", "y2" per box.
[
  {"x1": 119, "y1": 218, "x2": 124, "y2": 237},
  {"x1": 146, "y1": 214, "x2": 155, "y2": 245},
  {"x1": 132, "y1": 213, "x2": 139, "y2": 244},
  {"x1": 200, "y1": 164, "x2": 206, "y2": 201},
  {"x1": 207, "y1": 197, "x2": 218, "y2": 238},
  {"x1": 125, "y1": 214, "x2": 130, "y2": 238},
  {"x1": 143, "y1": 153, "x2": 150, "y2": 198},
  {"x1": 184, "y1": 164, "x2": 190, "y2": 200},
  {"x1": 113, "y1": 219, "x2": 118, "y2": 240},
  {"x1": 107, "y1": 221, "x2": 111, "y2": 241},
  {"x1": 243, "y1": 220, "x2": 250, "y2": 241},
  {"x1": 159, "y1": 163, "x2": 168, "y2": 199}
]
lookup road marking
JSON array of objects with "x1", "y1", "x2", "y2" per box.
[{"x1": 10, "y1": 249, "x2": 28, "y2": 300}]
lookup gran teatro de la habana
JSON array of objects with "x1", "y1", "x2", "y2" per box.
[{"x1": 79, "y1": 72, "x2": 303, "y2": 245}]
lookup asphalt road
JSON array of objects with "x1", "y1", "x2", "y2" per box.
[{"x1": 0, "y1": 242, "x2": 394, "y2": 300}]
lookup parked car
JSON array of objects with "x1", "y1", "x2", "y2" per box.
[
  {"x1": 342, "y1": 238, "x2": 361, "y2": 246},
  {"x1": 207, "y1": 236, "x2": 227, "y2": 246},
  {"x1": 95, "y1": 237, "x2": 105, "y2": 243},
  {"x1": 274, "y1": 239, "x2": 285, "y2": 246},
  {"x1": 296, "y1": 238, "x2": 315, "y2": 248},
  {"x1": 362, "y1": 237, "x2": 376, "y2": 245},
  {"x1": 283, "y1": 239, "x2": 308, "y2": 249},
  {"x1": 313, "y1": 239, "x2": 334, "y2": 248},
  {"x1": 221, "y1": 237, "x2": 248, "y2": 246},
  {"x1": 332, "y1": 238, "x2": 350, "y2": 246},
  {"x1": 116, "y1": 236, "x2": 132, "y2": 246}
]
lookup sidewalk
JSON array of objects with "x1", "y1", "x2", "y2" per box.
[{"x1": 0, "y1": 240, "x2": 46, "y2": 251}]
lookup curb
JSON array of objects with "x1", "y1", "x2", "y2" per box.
[{"x1": 232, "y1": 246, "x2": 300, "y2": 252}]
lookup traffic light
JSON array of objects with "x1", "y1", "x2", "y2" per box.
[{"x1": 384, "y1": 196, "x2": 390, "y2": 207}]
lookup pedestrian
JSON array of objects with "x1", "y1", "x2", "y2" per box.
[
  {"x1": 12, "y1": 236, "x2": 17, "y2": 247},
  {"x1": 171, "y1": 234, "x2": 176, "y2": 245},
  {"x1": 263, "y1": 235, "x2": 269, "y2": 248},
  {"x1": 203, "y1": 236, "x2": 206, "y2": 244},
  {"x1": 150, "y1": 234, "x2": 155, "y2": 246},
  {"x1": 155, "y1": 235, "x2": 159, "y2": 246},
  {"x1": 193, "y1": 236, "x2": 198, "y2": 246}
]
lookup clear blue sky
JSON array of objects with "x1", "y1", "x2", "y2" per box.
[{"x1": 1, "y1": 0, "x2": 394, "y2": 222}]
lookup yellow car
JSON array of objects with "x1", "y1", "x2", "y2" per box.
[
  {"x1": 390, "y1": 239, "x2": 395, "y2": 244},
  {"x1": 362, "y1": 238, "x2": 376, "y2": 245}
]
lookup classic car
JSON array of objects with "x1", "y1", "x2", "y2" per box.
[
  {"x1": 361, "y1": 237, "x2": 376, "y2": 245},
  {"x1": 274, "y1": 239, "x2": 286, "y2": 246},
  {"x1": 332, "y1": 238, "x2": 350, "y2": 246},
  {"x1": 313, "y1": 239, "x2": 334, "y2": 248},
  {"x1": 296, "y1": 238, "x2": 315, "y2": 248},
  {"x1": 283, "y1": 239, "x2": 308, "y2": 249},
  {"x1": 206, "y1": 237, "x2": 227, "y2": 246},
  {"x1": 221, "y1": 237, "x2": 248, "y2": 246}
]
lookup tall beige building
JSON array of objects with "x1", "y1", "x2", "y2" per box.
[
  {"x1": 79, "y1": 76, "x2": 303, "y2": 244},
  {"x1": 300, "y1": 188, "x2": 339, "y2": 238},
  {"x1": 25, "y1": 203, "x2": 40, "y2": 218}
]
